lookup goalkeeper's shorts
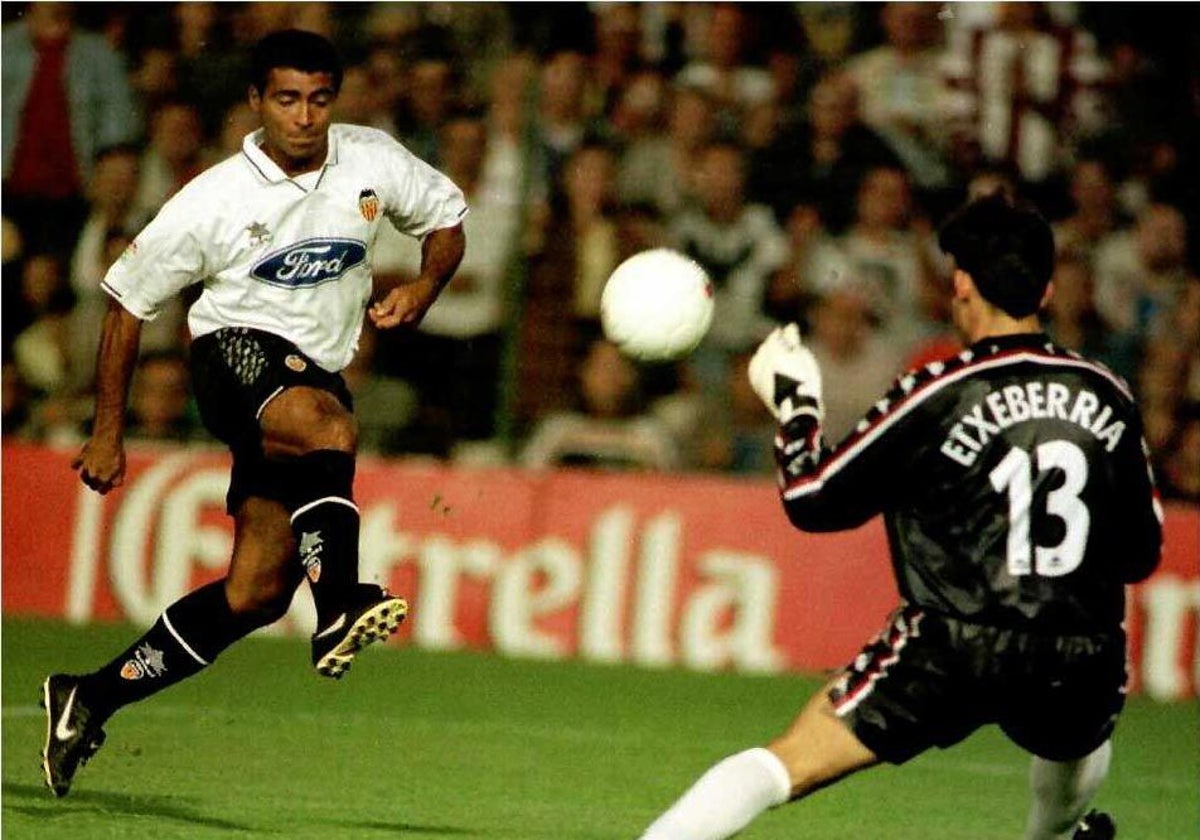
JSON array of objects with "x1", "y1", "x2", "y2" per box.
[
  {"x1": 828, "y1": 605, "x2": 1126, "y2": 764},
  {"x1": 190, "y1": 327, "x2": 354, "y2": 515}
]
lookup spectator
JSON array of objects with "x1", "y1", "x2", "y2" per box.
[
  {"x1": 70, "y1": 146, "x2": 143, "y2": 290},
  {"x1": 515, "y1": 142, "x2": 621, "y2": 433},
  {"x1": 134, "y1": 100, "x2": 205, "y2": 216},
  {"x1": 760, "y1": 9, "x2": 817, "y2": 131},
  {"x1": 675, "y1": 4, "x2": 774, "y2": 133},
  {"x1": 200, "y1": 100, "x2": 260, "y2": 170},
  {"x1": 129, "y1": 45, "x2": 179, "y2": 116},
  {"x1": 590, "y1": 2, "x2": 645, "y2": 120},
  {"x1": 2, "y1": 2, "x2": 141, "y2": 255},
  {"x1": 1052, "y1": 158, "x2": 1124, "y2": 261},
  {"x1": 671, "y1": 140, "x2": 789, "y2": 365},
  {"x1": 68, "y1": 145, "x2": 146, "y2": 393},
  {"x1": 126, "y1": 350, "x2": 197, "y2": 443},
  {"x1": 172, "y1": 1, "x2": 242, "y2": 135},
  {"x1": 361, "y1": 40, "x2": 409, "y2": 140},
  {"x1": 941, "y1": 1, "x2": 1111, "y2": 189},
  {"x1": 333, "y1": 63, "x2": 398, "y2": 136},
  {"x1": 616, "y1": 83, "x2": 715, "y2": 218},
  {"x1": 614, "y1": 201, "x2": 672, "y2": 262},
  {"x1": 2, "y1": 360, "x2": 34, "y2": 439},
  {"x1": 1156, "y1": 405, "x2": 1200, "y2": 504},
  {"x1": 831, "y1": 165, "x2": 943, "y2": 351},
  {"x1": 805, "y1": 284, "x2": 901, "y2": 444},
  {"x1": 843, "y1": 3, "x2": 953, "y2": 192},
  {"x1": 1043, "y1": 251, "x2": 1138, "y2": 384},
  {"x1": 521, "y1": 336, "x2": 679, "y2": 471},
  {"x1": 395, "y1": 50, "x2": 458, "y2": 166},
  {"x1": 764, "y1": 200, "x2": 829, "y2": 326},
  {"x1": 1092, "y1": 202, "x2": 1190, "y2": 340},
  {"x1": 1135, "y1": 302, "x2": 1197, "y2": 459},
  {"x1": 419, "y1": 4, "x2": 514, "y2": 107},
  {"x1": 537, "y1": 49, "x2": 591, "y2": 188},
  {"x1": 12, "y1": 253, "x2": 75, "y2": 399},
  {"x1": 680, "y1": 344, "x2": 777, "y2": 475},
  {"x1": 564, "y1": 142, "x2": 621, "y2": 320},
  {"x1": 2, "y1": 214, "x2": 24, "y2": 266},
  {"x1": 1139, "y1": 276, "x2": 1200, "y2": 440},
  {"x1": 748, "y1": 71, "x2": 902, "y2": 231},
  {"x1": 373, "y1": 108, "x2": 521, "y2": 449},
  {"x1": 480, "y1": 54, "x2": 540, "y2": 212},
  {"x1": 2, "y1": 215, "x2": 27, "y2": 355},
  {"x1": 608, "y1": 66, "x2": 669, "y2": 147},
  {"x1": 338, "y1": 324, "x2": 419, "y2": 457},
  {"x1": 795, "y1": 2, "x2": 866, "y2": 71}
]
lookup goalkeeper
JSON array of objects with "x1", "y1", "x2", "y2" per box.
[{"x1": 639, "y1": 192, "x2": 1162, "y2": 840}]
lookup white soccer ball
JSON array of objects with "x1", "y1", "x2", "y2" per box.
[{"x1": 600, "y1": 248, "x2": 714, "y2": 362}]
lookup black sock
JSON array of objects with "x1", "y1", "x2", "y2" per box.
[
  {"x1": 284, "y1": 450, "x2": 359, "y2": 627},
  {"x1": 80, "y1": 581, "x2": 262, "y2": 722}
]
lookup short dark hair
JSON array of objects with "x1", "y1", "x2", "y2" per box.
[
  {"x1": 937, "y1": 191, "x2": 1055, "y2": 318},
  {"x1": 249, "y1": 29, "x2": 343, "y2": 94}
]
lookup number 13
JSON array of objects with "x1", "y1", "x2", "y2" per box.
[{"x1": 989, "y1": 440, "x2": 1090, "y2": 577}]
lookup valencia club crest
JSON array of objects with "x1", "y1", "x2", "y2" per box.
[{"x1": 358, "y1": 188, "x2": 379, "y2": 222}]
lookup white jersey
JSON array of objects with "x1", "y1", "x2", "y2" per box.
[{"x1": 101, "y1": 124, "x2": 468, "y2": 372}]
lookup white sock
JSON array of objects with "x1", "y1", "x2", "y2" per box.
[
  {"x1": 1024, "y1": 740, "x2": 1113, "y2": 840},
  {"x1": 639, "y1": 747, "x2": 792, "y2": 840}
]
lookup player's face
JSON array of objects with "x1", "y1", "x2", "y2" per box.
[{"x1": 250, "y1": 68, "x2": 338, "y2": 175}]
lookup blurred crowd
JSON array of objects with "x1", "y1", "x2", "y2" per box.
[{"x1": 2, "y1": 2, "x2": 1198, "y2": 504}]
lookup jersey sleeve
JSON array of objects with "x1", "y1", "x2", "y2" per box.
[
  {"x1": 99, "y1": 189, "x2": 207, "y2": 320},
  {"x1": 377, "y1": 136, "x2": 468, "y2": 239},
  {"x1": 775, "y1": 375, "x2": 924, "y2": 532},
  {"x1": 1112, "y1": 415, "x2": 1164, "y2": 583}
]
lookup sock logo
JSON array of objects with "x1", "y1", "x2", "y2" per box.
[
  {"x1": 299, "y1": 530, "x2": 324, "y2": 582},
  {"x1": 119, "y1": 643, "x2": 168, "y2": 681}
]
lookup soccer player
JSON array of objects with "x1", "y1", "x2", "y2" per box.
[
  {"x1": 41, "y1": 29, "x2": 467, "y2": 797},
  {"x1": 639, "y1": 192, "x2": 1162, "y2": 840}
]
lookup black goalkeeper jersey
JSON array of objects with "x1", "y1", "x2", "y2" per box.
[{"x1": 776, "y1": 332, "x2": 1163, "y2": 633}]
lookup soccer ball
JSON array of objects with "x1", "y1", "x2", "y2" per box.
[{"x1": 600, "y1": 249, "x2": 714, "y2": 362}]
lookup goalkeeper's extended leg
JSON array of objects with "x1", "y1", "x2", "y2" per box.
[
  {"x1": 42, "y1": 497, "x2": 299, "y2": 796},
  {"x1": 639, "y1": 683, "x2": 877, "y2": 839},
  {"x1": 1024, "y1": 740, "x2": 1113, "y2": 840}
]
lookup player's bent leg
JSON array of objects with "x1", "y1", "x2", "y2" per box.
[
  {"x1": 41, "y1": 499, "x2": 300, "y2": 798},
  {"x1": 225, "y1": 496, "x2": 302, "y2": 623},
  {"x1": 260, "y1": 386, "x2": 360, "y2": 618},
  {"x1": 259, "y1": 385, "x2": 358, "y2": 460},
  {"x1": 639, "y1": 683, "x2": 878, "y2": 840},
  {"x1": 1024, "y1": 740, "x2": 1114, "y2": 840},
  {"x1": 258, "y1": 387, "x2": 407, "y2": 678}
]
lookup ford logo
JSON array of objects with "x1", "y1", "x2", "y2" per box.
[{"x1": 251, "y1": 238, "x2": 367, "y2": 288}]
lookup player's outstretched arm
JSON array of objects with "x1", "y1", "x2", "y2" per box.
[
  {"x1": 369, "y1": 223, "x2": 465, "y2": 329},
  {"x1": 71, "y1": 299, "x2": 143, "y2": 494}
]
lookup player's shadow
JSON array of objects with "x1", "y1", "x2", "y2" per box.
[
  {"x1": 331, "y1": 821, "x2": 484, "y2": 836},
  {"x1": 2, "y1": 782, "x2": 260, "y2": 832}
]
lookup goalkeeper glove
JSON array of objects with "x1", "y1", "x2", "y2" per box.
[{"x1": 747, "y1": 323, "x2": 824, "y2": 430}]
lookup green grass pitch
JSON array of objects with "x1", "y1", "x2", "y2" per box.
[{"x1": 3, "y1": 617, "x2": 1196, "y2": 839}]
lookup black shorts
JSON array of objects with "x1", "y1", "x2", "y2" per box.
[
  {"x1": 190, "y1": 327, "x2": 353, "y2": 514},
  {"x1": 829, "y1": 605, "x2": 1127, "y2": 764}
]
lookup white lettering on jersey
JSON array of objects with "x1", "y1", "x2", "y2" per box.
[{"x1": 941, "y1": 382, "x2": 1128, "y2": 466}]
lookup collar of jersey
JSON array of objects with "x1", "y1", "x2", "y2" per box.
[
  {"x1": 969, "y1": 331, "x2": 1050, "y2": 353},
  {"x1": 241, "y1": 127, "x2": 339, "y2": 187}
]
